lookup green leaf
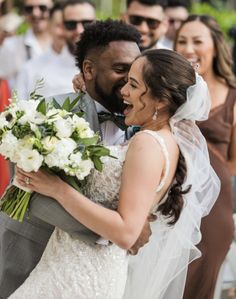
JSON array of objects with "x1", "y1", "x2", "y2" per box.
[
  {"x1": 92, "y1": 156, "x2": 103, "y2": 172},
  {"x1": 52, "y1": 98, "x2": 61, "y2": 109},
  {"x1": 62, "y1": 97, "x2": 71, "y2": 112},
  {"x1": 75, "y1": 111, "x2": 85, "y2": 118},
  {"x1": 70, "y1": 94, "x2": 82, "y2": 111},
  {"x1": 88, "y1": 145, "x2": 111, "y2": 156},
  {"x1": 81, "y1": 135, "x2": 100, "y2": 146},
  {"x1": 36, "y1": 99, "x2": 46, "y2": 115}
]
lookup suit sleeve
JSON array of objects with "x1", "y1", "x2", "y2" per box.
[{"x1": 29, "y1": 192, "x2": 100, "y2": 243}]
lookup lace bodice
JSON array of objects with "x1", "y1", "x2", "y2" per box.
[
  {"x1": 84, "y1": 130, "x2": 170, "y2": 207},
  {"x1": 83, "y1": 144, "x2": 128, "y2": 211}
]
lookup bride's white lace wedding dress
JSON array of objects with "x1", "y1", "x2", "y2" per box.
[{"x1": 9, "y1": 131, "x2": 169, "y2": 299}]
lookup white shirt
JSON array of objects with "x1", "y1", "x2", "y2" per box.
[
  {"x1": 16, "y1": 46, "x2": 78, "y2": 100},
  {"x1": 157, "y1": 36, "x2": 173, "y2": 50},
  {"x1": 94, "y1": 101, "x2": 125, "y2": 146},
  {"x1": 0, "y1": 29, "x2": 49, "y2": 86}
]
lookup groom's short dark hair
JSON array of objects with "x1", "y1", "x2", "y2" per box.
[{"x1": 75, "y1": 19, "x2": 141, "y2": 71}]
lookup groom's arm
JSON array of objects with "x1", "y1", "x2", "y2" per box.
[
  {"x1": 29, "y1": 193, "x2": 153, "y2": 253},
  {"x1": 29, "y1": 193, "x2": 100, "y2": 244}
]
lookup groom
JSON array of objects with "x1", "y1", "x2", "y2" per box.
[{"x1": 0, "y1": 20, "x2": 151, "y2": 298}]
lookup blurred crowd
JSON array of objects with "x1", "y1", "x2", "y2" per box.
[{"x1": 0, "y1": 0, "x2": 235, "y2": 298}]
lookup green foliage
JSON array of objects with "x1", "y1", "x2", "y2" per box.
[
  {"x1": 191, "y1": 3, "x2": 236, "y2": 39},
  {"x1": 36, "y1": 99, "x2": 46, "y2": 115}
]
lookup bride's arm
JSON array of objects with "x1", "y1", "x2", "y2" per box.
[{"x1": 16, "y1": 133, "x2": 164, "y2": 249}]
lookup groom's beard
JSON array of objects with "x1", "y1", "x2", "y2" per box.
[{"x1": 94, "y1": 77, "x2": 125, "y2": 114}]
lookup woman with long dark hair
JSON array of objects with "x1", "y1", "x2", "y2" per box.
[{"x1": 175, "y1": 14, "x2": 236, "y2": 299}]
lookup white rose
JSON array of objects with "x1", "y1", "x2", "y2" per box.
[
  {"x1": 17, "y1": 99, "x2": 40, "y2": 113},
  {"x1": 42, "y1": 136, "x2": 59, "y2": 152},
  {"x1": 0, "y1": 131, "x2": 18, "y2": 160},
  {"x1": 64, "y1": 165, "x2": 76, "y2": 176},
  {"x1": 69, "y1": 152, "x2": 82, "y2": 167},
  {"x1": 44, "y1": 138, "x2": 76, "y2": 169},
  {"x1": 17, "y1": 148, "x2": 43, "y2": 172},
  {"x1": 55, "y1": 118, "x2": 74, "y2": 138},
  {"x1": 76, "y1": 159, "x2": 94, "y2": 180},
  {"x1": 82, "y1": 127, "x2": 94, "y2": 138},
  {"x1": 46, "y1": 108, "x2": 62, "y2": 122},
  {"x1": 73, "y1": 116, "x2": 94, "y2": 139}
]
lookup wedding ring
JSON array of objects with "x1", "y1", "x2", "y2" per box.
[{"x1": 25, "y1": 177, "x2": 30, "y2": 185}]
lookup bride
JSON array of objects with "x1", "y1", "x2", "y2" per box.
[{"x1": 11, "y1": 49, "x2": 219, "y2": 299}]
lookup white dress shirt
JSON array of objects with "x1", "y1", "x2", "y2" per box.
[
  {"x1": 0, "y1": 29, "x2": 49, "y2": 86},
  {"x1": 16, "y1": 46, "x2": 78, "y2": 100},
  {"x1": 157, "y1": 36, "x2": 173, "y2": 50},
  {"x1": 94, "y1": 101, "x2": 125, "y2": 146}
]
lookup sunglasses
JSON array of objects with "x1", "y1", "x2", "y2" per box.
[
  {"x1": 24, "y1": 5, "x2": 49, "y2": 14},
  {"x1": 128, "y1": 15, "x2": 161, "y2": 30},
  {"x1": 64, "y1": 20, "x2": 94, "y2": 31}
]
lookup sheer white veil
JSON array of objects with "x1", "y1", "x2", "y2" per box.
[{"x1": 123, "y1": 74, "x2": 220, "y2": 299}]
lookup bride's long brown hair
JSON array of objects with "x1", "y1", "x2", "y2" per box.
[{"x1": 140, "y1": 49, "x2": 195, "y2": 224}]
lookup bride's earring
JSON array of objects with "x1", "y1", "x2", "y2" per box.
[{"x1": 152, "y1": 109, "x2": 158, "y2": 121}]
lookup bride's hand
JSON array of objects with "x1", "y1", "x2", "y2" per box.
[
  {"x1": 15, "y1": 167, "x2": 63, "y2": 198},
  {"x1": 72, "y1": 73, "x2": 86, "y2": 93}
]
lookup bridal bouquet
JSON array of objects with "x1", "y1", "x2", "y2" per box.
[{"x1": 0, "y1": 88, "x2": 111, "y2": 222}]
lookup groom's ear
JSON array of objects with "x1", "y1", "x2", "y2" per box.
[{"x1": 83, "y1": 59, "x2": 95, "y2": 81}]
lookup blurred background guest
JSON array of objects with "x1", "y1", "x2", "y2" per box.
[
  {"x1": 175, "y1": 14, "x2": 236, "y2": 299},
  {"x1": 159, "y1": 0, "x2": 189, "y2": 50},
  {"x1": 0, "y1": 0, "x2": 53, "y2": 88},
  {"x1": 15, "y1": 0, "x2": 96, "y2": 100},
  {"x1": 0, "y1": 12, "x2": 23, "y2": 44},
  {"x1": 122, "y1": 0, "x2": 168, "y2": 50},
  {"x1": 0, "y1": 1, "x2": 23, "y2": 197}
]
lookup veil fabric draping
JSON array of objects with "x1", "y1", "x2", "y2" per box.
[{"x1": 123, "y1": 74, "x2": 220, "y2": 299}]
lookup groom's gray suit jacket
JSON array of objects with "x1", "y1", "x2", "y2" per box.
[{"x1": 0, "y1": 93, "x2": 102, "y2": 299}]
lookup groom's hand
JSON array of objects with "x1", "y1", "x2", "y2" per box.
[{"x1": 128, "y1": 214, "x2": 157, "y2": 255}]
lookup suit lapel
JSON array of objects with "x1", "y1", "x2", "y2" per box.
[{"x1": 80, "y1": 93, "x2": 101, "y2": 137}]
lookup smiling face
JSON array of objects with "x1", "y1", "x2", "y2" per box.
[
  {"x1": 86, "y1": 41, "x2": 141, "y2": 113},
  {"x1": 24, "y1": 0, "x2": 52, "y2": 33},
  {"x1": 165, "y1": 6, "x2": 188, "y2": 41},
  {"x1": 121, "y1": 56, "x2": 158, "y2": 126},
  {"x1": 175, "y1": 20, "x2": 215, "y2": 77},
  {"x1": 63, "y1": 3, "x2": 95, "y2": 54},
  {"x1": 124, "y1": 1, "x2": 165, "y2": 50}
]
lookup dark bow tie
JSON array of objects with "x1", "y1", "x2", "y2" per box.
[{"x1": 97, "y1": 111, "x2": 127, "y2": 131}]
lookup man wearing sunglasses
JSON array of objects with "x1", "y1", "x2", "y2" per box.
[
  {"x1": 15, "y1": 3, "x2": 79, "y2": 101},
  {"x1": 159, "y1": 0, "x2": 189, "y2": 50},
  {"x1": 63, "y1": 0, "x2": 96, "y2": 55},
  {"x1": 123, "y1": 0, "x2": 168, "y2": 51},
  {"x1": 0, "y1": 0, "x2": 53, "y2": 87}
]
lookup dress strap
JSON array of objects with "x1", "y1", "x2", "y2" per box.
[{"x1": 135, "y1": 130, "x2": 170, "y2": 192}]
